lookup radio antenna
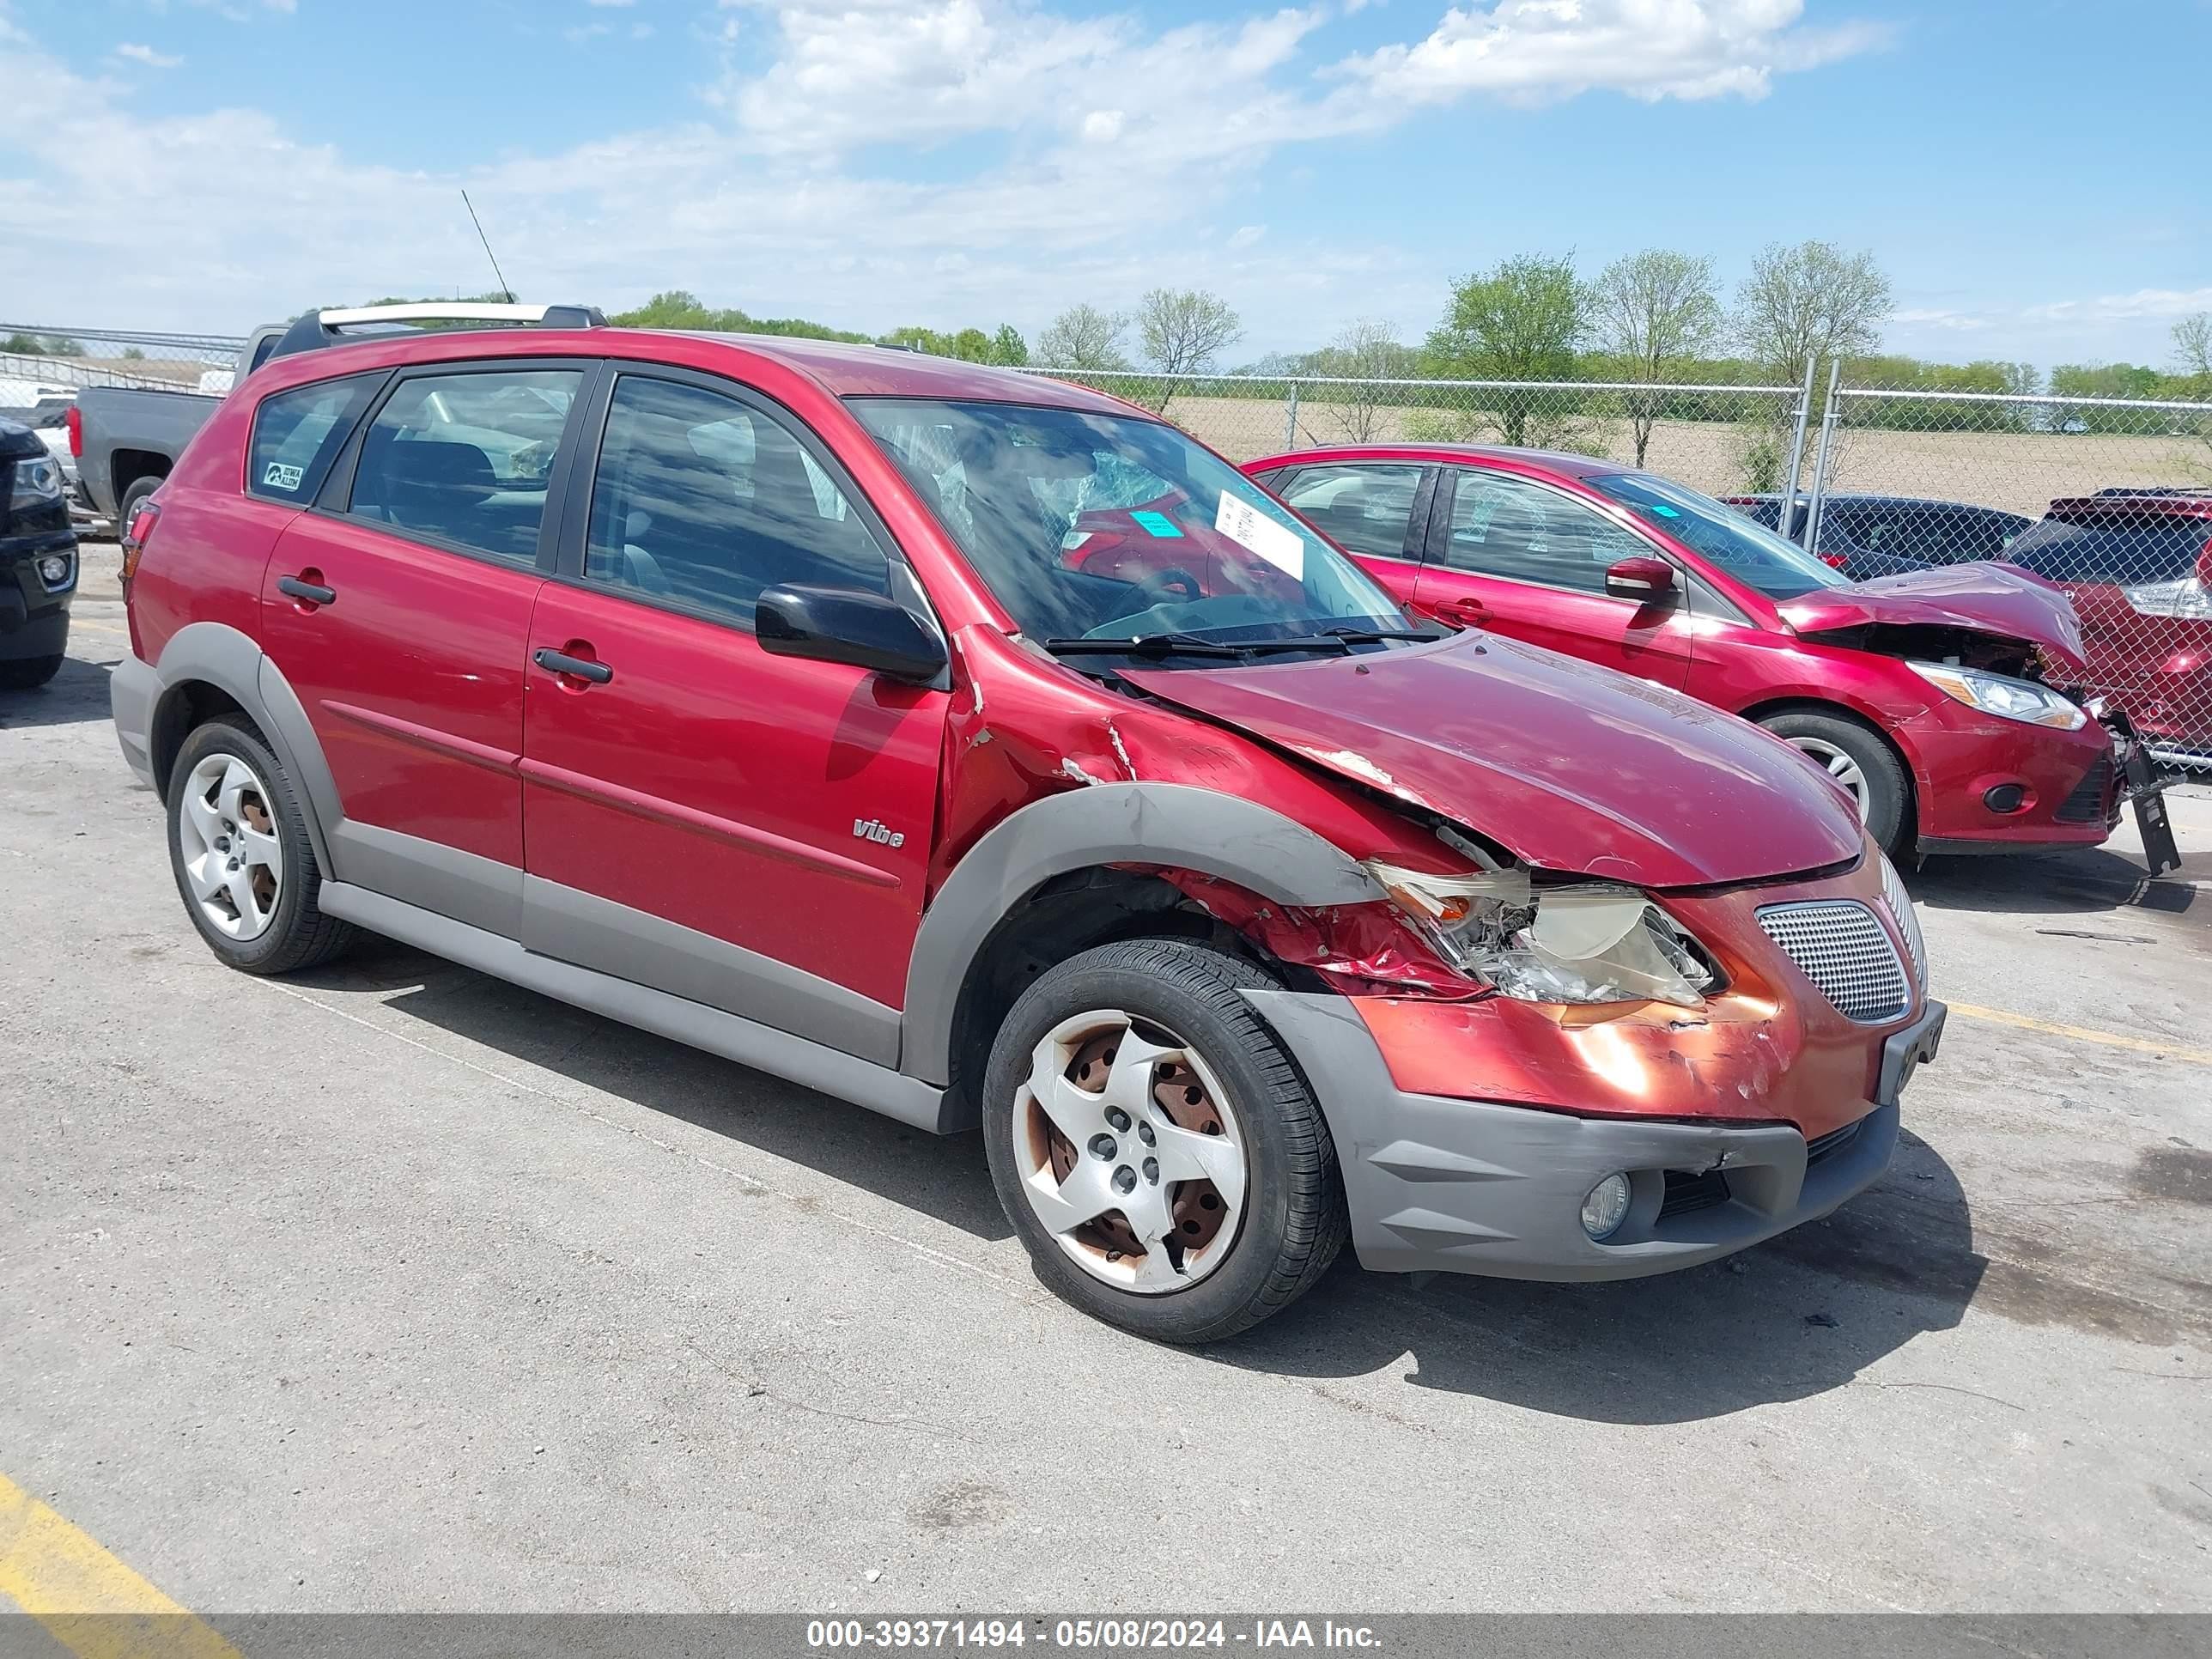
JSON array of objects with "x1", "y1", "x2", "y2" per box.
[{"x1": 460, "y1": 189, "x2": 514, "y2": 303}]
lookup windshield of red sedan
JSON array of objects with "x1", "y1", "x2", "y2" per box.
[
  {"x1": 849, "y1": 398, "x2": 1408, "y2": 647},
  {"x1": 1589, "y1": 471, "x2": 1852, "y2": 601}
]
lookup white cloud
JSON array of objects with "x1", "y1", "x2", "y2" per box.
[
  {"x1": 1334, "y1": 0, "x2": 1889, "y2": 106},
  {"x1": 2025, "y1": 287, "x2": 2212, "y2": 325},
  {"x1": 0, "y1": 0, "x2": 1880, "y2": 347},
  {"x1": 1891, "y1": 307, "x2": 1989, "y2": 332},
  {"x1": 587, "y1": 0, "x2": 638, "y2": 6},
  {"x1": 113, "y1": 41, "x2": 184, "y2": 68},
  {"x1": 564, "y1": 21, "x2": 611, "y2": 41}
]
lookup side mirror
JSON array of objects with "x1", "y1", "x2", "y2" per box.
[
  {"x1": 1605, "y1": 556, "x2": 1679, "y2": 605},
  {"x1": 756, "y1": 584, "x2": 946, "y2": 684}
]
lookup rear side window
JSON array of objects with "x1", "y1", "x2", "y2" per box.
[
  {"x1": 1279, "y1": 463, "x2": 1426, "y2": 560},
  {"x1": 2005, "y1": 515, "x2": 2211, "y2": 585},
  {"x1": 346, "y1": 368, "x2": 581, "y2": 563},
  {"x1": 247, "y1": 376, "x2": 378, "y2": 503}
]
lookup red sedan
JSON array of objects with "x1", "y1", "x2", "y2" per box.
[{"x1": 1241, "y1": 444, "x2": 2121, "y2": 857}]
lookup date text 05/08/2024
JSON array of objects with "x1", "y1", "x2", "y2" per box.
[{"x1": 805, "y1": 1619, "x2": 1382, "y2": 1650}]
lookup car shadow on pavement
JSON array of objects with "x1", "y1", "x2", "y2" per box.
[
  {"x1": 1203, "y1": 1128, "x2": 1985, "y2": 1425},
  {"x1": 294, "y1": 943, "x2": 1984, "y2": 1423},
  {"x1": 1910, "y1": 848, "x2": 2195, "y2": 920},
  {"x1": 0, "y1": 655, "x2": 114, "y2": 729},
  {"x1": 289, "y1": 936, "x2": 1016, "y2": 1243}
]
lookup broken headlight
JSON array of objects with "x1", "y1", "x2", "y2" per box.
[
  {"x1": 1907, "y1": 660, "x2": 2085, "y2": 731},
  {"x1": 1364, "y1": 863, "x2": 1723, "y2": 1009}
]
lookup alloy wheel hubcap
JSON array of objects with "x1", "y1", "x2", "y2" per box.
[
  {"x1": 176, "y1": 752, "x2": 283, "y2": 940},
  {"x1": 1014, "y1": 1010, "x2": 1248, "y2": 1294},
  {"x1": 1790, "y1": 737, "x2": 1870, "y2": 819}
]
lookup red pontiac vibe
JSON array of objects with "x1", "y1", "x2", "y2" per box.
[
  {"x1": 112, "y1": 305, "x2": 1942, "y2": 1340},
  {"x1": 1235, "y1": 445, "x2": 2126, "y2": 857}
]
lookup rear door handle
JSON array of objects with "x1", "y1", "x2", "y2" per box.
[
  {"x1": 277, "y1": 575, "x2": 337, "y2": 606},
  {"x1": 1438, "y1": 598, "x2": 1488, "y2": 623},
  {"x1": 534, "y1": 647, "x2": 613, "y2": 685}
]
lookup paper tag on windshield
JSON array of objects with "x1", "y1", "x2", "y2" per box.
[{"x1": 1215, "y1": 494, "x2": 1304, "y2": 580}]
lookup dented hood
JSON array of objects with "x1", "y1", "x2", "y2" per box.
[
  {"x1": 1122, "y1": 633, "x2": 1863, "y2": 888},
  {"x1": 1780, "y1": 563, "x2": 2088, "y2": 672}
]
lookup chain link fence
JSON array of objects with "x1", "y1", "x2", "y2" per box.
[{"x1": 9, "y1": 323, "x2": 2205, "y2": 765}]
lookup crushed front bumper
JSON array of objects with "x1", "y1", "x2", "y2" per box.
[{"x1": 1247, "y1": 990, "x2": 1946, "y2": 1282}]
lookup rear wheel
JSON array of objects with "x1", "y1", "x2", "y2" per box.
[
  {"x1": 1758, "y1": 709, "x2": 1910, "y2": 854},
  {"x1": 982, "y1": 939, "x2": 1346, "y2": 1342},
  {"x1": 166, "y1": 717, "x2": 355, "y2": 975},
  {"x1": 115, "y1": 474, "x2": 161, "y2": 538}
]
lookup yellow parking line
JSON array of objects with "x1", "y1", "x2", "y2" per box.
[
  {"x1": 1950, "y1": 1003, "x2": 2212, "y2": 1067},
  {"x1": 0, "y1": 1472, "x2": 240, "y2": 1659}
]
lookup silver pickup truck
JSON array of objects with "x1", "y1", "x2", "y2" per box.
[{"x1": 73, "y1": 323, "x2": 285, "y2": 528}]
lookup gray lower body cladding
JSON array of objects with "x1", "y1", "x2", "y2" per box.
[{"x1": 1247, "y1": 988, "x2": 1942, "y2": 1281}]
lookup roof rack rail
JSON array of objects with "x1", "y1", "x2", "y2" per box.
[{"x1": 267, "y1": 301, "x2": 606, "y2": 363}]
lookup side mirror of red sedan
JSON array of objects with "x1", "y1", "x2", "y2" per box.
[{"x1": 1605, "y1": 556, "x2": 1679, "y2": 605}]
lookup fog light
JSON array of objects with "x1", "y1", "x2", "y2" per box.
[
  {"x1": 38, "y1": 554, "x2": 72, "y2": 587},
  {"x1": 1982, "y1": 783, "x2": 2027, "y2": 814},
  {"x1": 1581, "y1": 1172, "x2": 1632, "y2": 1241}
]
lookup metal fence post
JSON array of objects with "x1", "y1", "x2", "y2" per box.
[
  {"x1": 1801, "y1": 359, "x2": 1844, "y2": 556},
  {"x1": 1284, "y1": 382, "x2": 1301, "y2": 450},
  {"x1": 1778, "y1": 355, "x2": 1815, "y2": 542}
]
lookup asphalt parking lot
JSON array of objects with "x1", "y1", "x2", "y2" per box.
[{"x1": 4, "y1": 542, "x2": 2209, "y2": 1616}]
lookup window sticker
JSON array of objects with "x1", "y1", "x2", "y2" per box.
[
  {"x1": 1650, "y1": 502, "x2": 1680, "y2": 518},
  {"x1": 1130, "y1": 509, "x2": 1183, "y2": 539},
  {"x1": 264, "y1": 461, "x2": 305, "y2": 492},
  {"x1": 1215, "y1": 491, "x2": 1305, "y2": 580}
]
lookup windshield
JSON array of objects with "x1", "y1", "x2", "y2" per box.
[
  {"x1": 1589, "y1": 472, "x2": 1852, "y2": 601},
  {"x1": 2005, "y1": 514, "x2": 2209, "y2": 586},
  {"x1": 848, "y1": 398, "x2": 1408, "y2": 651}
]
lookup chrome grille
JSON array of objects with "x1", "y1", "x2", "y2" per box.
[
  {"x1": 1756, "y1": 900, "x2": 1911, "y2": 1024},
  {"x1": 1877, "y1": 854, "x2": 1928, "y2": 995}
]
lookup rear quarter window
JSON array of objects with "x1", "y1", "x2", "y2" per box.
[
  {"x1": 2005, "y1": 515, "x2": 2210, "y2": 584},
  {"x1": 247, "y1": 375, "x2": 380, "y2": 504}
]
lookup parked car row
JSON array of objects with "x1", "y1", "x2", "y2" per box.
[{"x1": 100, "y1": 303, "x2": 1956, "y2": 1341}]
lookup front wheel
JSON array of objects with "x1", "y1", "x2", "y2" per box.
[
  {"x1": 981, "y1": 938, "x2": 1346, "y2": 1342},
  {"x1": 1758, "y1": 709, "x2": 1910, "y2": 854}
]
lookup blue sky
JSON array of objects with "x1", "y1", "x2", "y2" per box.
[{"x1": 3, "y1": 0, "x2": 2207, "y2": 372}]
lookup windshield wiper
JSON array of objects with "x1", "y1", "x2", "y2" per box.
[
  {"x1": 1042, "y1": 633, "x2": 1255, "y2": 659},
  {"x1": 1043, "y1": 627, "x2": 1437, "y2": 661},
  {"x1": 1317, "y1": 624, "x2": 1442, "y2": 644}
]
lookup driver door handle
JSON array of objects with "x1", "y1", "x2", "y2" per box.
[
  {"x1": 277, "y1": 575, "x2": 337, "y2": 606},
  {"x1": 534, "y1": 647, "x2": 613, "y2": 685}
]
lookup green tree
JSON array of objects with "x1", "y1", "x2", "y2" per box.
[
  {"x1": 1733, "y1": 240, "x2": 1892, "y2": 380},
  {"x1": 2172, "y1": 312, "x2": 2212, "y2": 390},
  {"x1": 990, "y1": 324, "x2": 1029, "y2": 367},
  {"x1": 1133, "y1": 288, "x2": 1241, "y2": 412},
  {"x1": 1424, "y1": 252, "x2": 1589, "y2": 447},
  {"x1": 1035, "y1": 303, "x2": 1131, "y2": 372},
  {"x1": 1591, "y1": 249, "x2": 1723, "y2": 465},
  {"x1": 1309, "y1": 319, "x2": 1413, "y2": 441}
]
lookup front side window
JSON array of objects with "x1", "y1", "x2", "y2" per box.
[
  {"x1": 1589, "y1": 471, "x2": 1851, "y2": 601},
  {"x1": 583, "y1": 375, "x2": 890, "y2": 623},
  {"x1": 849, "y1": 398, "x2": 1407, "y2": 651},
  {"x1": 347, "y1": 368, "x2": 581, "y2": 562},
  {"x1": 1278, "y1": 463, "x2": 1426, "y2": 560},
  {"x1": 247, "y1": 375, "x2": 377, "y2": 503},
  {"x1": 1441, "y1": 470, "x2": 1650, "y2": 594}
]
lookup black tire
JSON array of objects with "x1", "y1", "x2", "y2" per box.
[
  {"x1": 0, "y1": 653, "x2": 64, "y2": 690},
  {"x1": 166, "y1": 716, "x2": 356, "y2": 975},
  {"x1": 982, "y1": 938, "x2": 1346, "y2": 1343},
  {"x1": 1758, "y1": 708, "x2": 1911, "y2": 854},
  {"x1": 115, "y1": 474, "x2": 161, "y2": 538}
]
